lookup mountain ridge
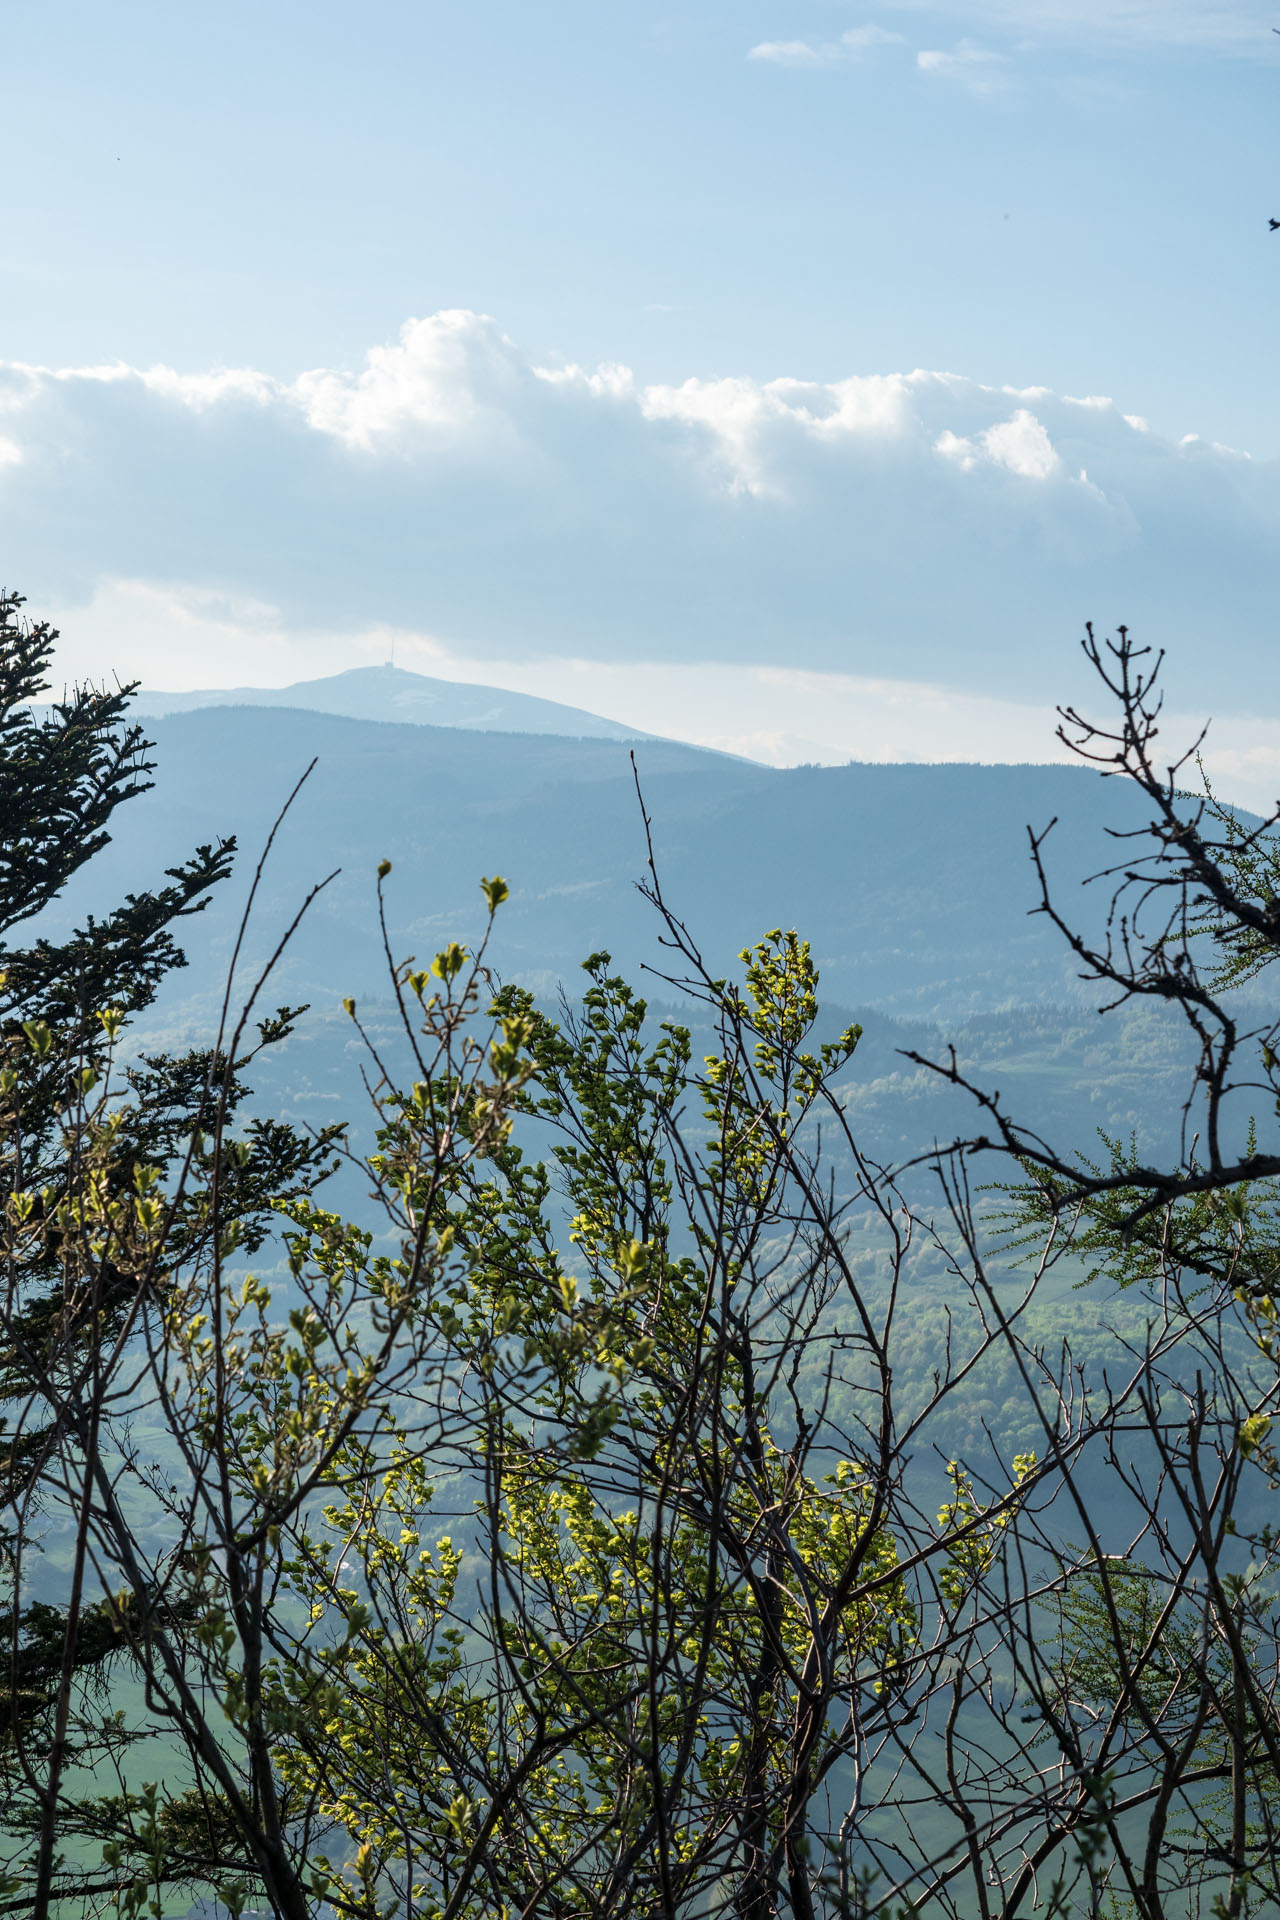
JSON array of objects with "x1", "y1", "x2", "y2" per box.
[
  {"x1": 34, "y1": 703, "x2": 1165, "y2": 1024},
  {"x1": 128, "y1": 661, "x2": 668, "y2": 745}
]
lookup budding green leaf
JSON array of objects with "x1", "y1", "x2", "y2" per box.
[
  {"x1": 21, "y1": 1020, "x2": 52, "y2": 1058},
  {"x1": 431, "y1": 942, "x2": 468, "y2": 982}
]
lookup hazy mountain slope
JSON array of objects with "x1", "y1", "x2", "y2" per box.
[
  {"x1": 128, "y1": 662, "x2": 660, "y2": 741},
  {"x1": 35, "y1": 705, "x2": 1168, "y2": 1025}
]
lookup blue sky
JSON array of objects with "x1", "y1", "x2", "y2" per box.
[{"x1": 3, "y1": 1, "x2": 1280, "y2": 795}]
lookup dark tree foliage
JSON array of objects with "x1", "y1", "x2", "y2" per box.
[{"x1": 0, "y1": 594, "x2": 340, "y2": 1916}]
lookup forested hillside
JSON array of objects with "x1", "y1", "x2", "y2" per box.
[
  {"x1": 38, "y1": 703, "x2": 1178, "y2": 1019},
  {"x1": 27, "y1": 701, "x2": 1224, "y2": 1179}
]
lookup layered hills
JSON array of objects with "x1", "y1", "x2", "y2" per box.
[
  {"x1": 31, "y1": 697, "x2": 1217, "y2": 1171},
  {"x1": 47, "y1": 702, "x2": 1143, "y2": 1018}
]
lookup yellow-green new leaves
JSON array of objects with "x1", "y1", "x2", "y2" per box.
[
  {"x1": 936, "y1": 1453, "x2": 1037, "y2": 1609},
  {"x1": 431, "y1": 941, "x2": 468, "y2": 983},
  {"x1": 20, "y1": 1020, "x2": 52, "y2": 1059},
  {"x1": 6, "y1": 857, "x2": 1098, "y2": 1920},
  {"x1": 737, "y1": 928, "x2": 861, "y2": 1097},
  {"x1": 699, "y1": 930, "x2": 861, "y2": 1215},
  {"x1": 246, "y1": 915, "x2": 947, "y2": 1918},
  {"x1": 286, "y1": 1413, "x2": 914, "y2": 1920}
]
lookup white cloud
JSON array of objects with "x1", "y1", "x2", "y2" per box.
[
  {"x1": 941, "y1": 408, "x2": 1060, "y2": 480},
  {"x1": 295, "y1": 309, "x2": 527, "y2": 449},
  {"x1": 918, "y1": 40, "x2": 1012, "y2": 91},
  {"x1": 2, "y1": 310, "x2": 1279, "y2": 729},
  {"x1": 748, "y1": 24, "x2": 904, "y2": 66},
  {"x1": 842, "y1": 25, "x2": 906, "y2": 49},
  {"x1": 749, "y1": 39, "x2": 834, "y2": 66},
  {"x1": 136, "y1": 366, "x2": 279, "y2": 412},
  {"x1": 984, "y1": 412, "x2": 1059, "y2": 480}
]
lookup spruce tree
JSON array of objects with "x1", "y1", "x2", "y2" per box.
[{"x1": 0, "y1": 593, "x2": 337, "y2": 1911}]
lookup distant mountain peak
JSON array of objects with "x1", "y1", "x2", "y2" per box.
[{"x1": 129, "y1": 663, "x2": 658, "y2": 743}]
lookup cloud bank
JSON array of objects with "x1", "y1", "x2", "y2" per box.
[{"x1": 2, "y1": 310, "x2": 1278, "y2": 718}]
